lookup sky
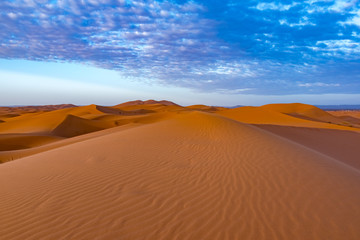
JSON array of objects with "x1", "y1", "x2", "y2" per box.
[{"x1": 1, "y1": 0, "x2": 360, "y2": 106}]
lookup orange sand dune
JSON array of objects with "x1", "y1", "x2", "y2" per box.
[
  {"x1": 114, "y1": 100, "x2": 187, "y2": 113},
  {"x1": 0, "y1": 104, "x2": 76, "y2": 114},
  {"x1": 0, "y1": 105, "x2": 96, "y2": 134},
  {"x1": 115, "y1": 103, "x2": 186, "y2": 113},
  {"x1": 115, "y1": 99, "x2": 179, "y2": 107},
  {"x1": 0, "y1": 106, "x2": 181, "y2": 163},
  {"x1": 0, "y1": 104, "x2": 76, "y2": 122},
  {"x1": 261, "y1": 103, "x2": 350, "y2": 125},
  {"x1": 218, "y1": 105, "x2": 359, "y2": 131},
  {"x1": 0, "y1": 104, "x2": 153, "y2": 134},
  {"x1": 0, "y1": 111, "x2": 359, "y2": 240},
  {"x1": 0, "y1": 102, "x2": 186, "y2": 156}
]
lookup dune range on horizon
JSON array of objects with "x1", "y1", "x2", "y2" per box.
[{"x1": 0, "y1": 100, "x2": 360, "y2": 240}]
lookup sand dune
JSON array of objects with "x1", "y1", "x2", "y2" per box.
[
  {"x1": 0, "y1": 104, "x2": 76, "y2": 115},
  {"x1": 186, "y1": 104, "x2": 223, "y2": 112},
  {"x1": 0, "y1": 101, "x2": 185, "y2": 161},
  {"x1": 0, "y1": 104, "x2": 160, "y2": 153},
  {"x1": 327, "y1": 110, "x2": 360, "y2": 127},
  {"x1": 261, "y1": 103, "x2": 350, "y2": 125},
  {"x1": 115, "y1": 99, "x2": 179, "y2": 107},
  {"x1": 0, "y1": 104, "x2": 156, "y2": 134},
  {"x1": 114, "y1": 102, "x2": 186, "y2": 113},
  {"x1": 0, "y1": 111, "x2": 359, "y2": 240},
  {"x1": 328, "y1": 110, "x2": 360, "y2": 118},
  {"x1": 218, "y1": 105, "x2": 359, "y2": 131}
]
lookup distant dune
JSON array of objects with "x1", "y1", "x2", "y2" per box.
[
  {"x1": 0, "y1": 101, "x2": 360, "y2": 239},
  {"x1": 115, "y1": 99, "x2": 179, "y2": 107}
]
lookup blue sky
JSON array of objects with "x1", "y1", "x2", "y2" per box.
[{"x1": 1, "y1": 0, "x2": 360, "y2": 106}]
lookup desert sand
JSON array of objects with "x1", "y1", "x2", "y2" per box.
[{"x1": 0, "y1": 101, "x2": 360, "y2": 239}]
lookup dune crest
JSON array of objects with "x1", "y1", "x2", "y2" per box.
[{"x1": 115, "y1": 99, "x2": 179, "y2": 107}]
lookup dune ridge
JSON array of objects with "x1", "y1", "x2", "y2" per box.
[
  {"x1": 0, "y1": 111, "x2": 360, "y2": 239},
  {"x1": 115, "y1": 99, "x2": 179, "y2": 107}
]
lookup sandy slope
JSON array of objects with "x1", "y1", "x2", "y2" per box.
[
  {"x1": 256, "y1": 124, "x2": 360, "y2": 170},
  {"x1": 1, "y1": 112, "x2": 359, "y2": 240}
]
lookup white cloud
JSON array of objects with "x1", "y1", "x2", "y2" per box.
[
  {"x1": 216, "y1": 88, "x2": 254, "y2": 94},
  {"x1": 340, "y1": 9, "x2": 360, "y2": 27},
  {"x1": 255, "y1": 2, "x2": 299, "y2": 11},
  {"x1": 330, "y1": 0, "x2": 357, "y2": 12},
  {"x1": 298, "y1": 82, "x2": 341, "y2": 87},
  {"x1": 308, "y1": 39, "x2": 360, "y2": 58},
  {"x1": 7, "y1": 12, "x2": 17, "y2": 19},
  {"x1": 279, "y1": 16, "x2": 316, "y2": 27},
  {"x1": 305, "y1": 0, "x2": 357, "y2": 13}
]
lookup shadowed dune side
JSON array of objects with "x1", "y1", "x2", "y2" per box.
[
  {"x1": 255, "y1": 124, "x2": 360, "y2": 171},
  {"x1": 51, "y1": 114, "x2": 108, "y2": 138},
  {"x1": 0, "y1": 134, "x2": 63, "y2": 151},
  {"x1": 0, "y1": 112, "x2": 359, "y2": 240}
]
